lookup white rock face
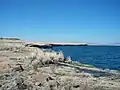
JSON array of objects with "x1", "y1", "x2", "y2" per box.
[{"x1": 65, "y1": 56, "x2": 72, "y2": 63}]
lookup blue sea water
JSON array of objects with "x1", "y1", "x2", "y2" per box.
[{"x1": 53, "y1": 46, "x2": 120, "y2": 70}]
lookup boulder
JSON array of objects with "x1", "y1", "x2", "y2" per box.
[{"x1": 65, "y1": 56, "x2": 72, "y2": 63}]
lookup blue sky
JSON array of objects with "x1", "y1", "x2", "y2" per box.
[{"x1": 0, "y1": 0, "x2": 120, "y2": 43}]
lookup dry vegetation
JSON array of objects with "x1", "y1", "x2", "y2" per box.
[{"x1": 0, "y1": 39, "x2": 120, "y2": 90}]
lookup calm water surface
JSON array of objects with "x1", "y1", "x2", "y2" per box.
[{"x1": 53, "y1": 46, "x2": 120, "y2": 70}]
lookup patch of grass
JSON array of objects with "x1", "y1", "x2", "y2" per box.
[
  {"x1": 82, "y1": 64, "x2": 95, "y2": 68},
  {"x1": 71, "y1": 61, "x2": 95, "y2": 68}
]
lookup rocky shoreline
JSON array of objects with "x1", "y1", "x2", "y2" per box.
[
  {"x1": 26, "y1": 42, "x2": 88, "y2": 48},
  {"x1": 0, "y1": 39, "x2": 120, "y2": 90}
]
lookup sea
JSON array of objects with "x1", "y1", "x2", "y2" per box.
[{"x1": 53, "y1": 46, "x2": 120, "y2": 70}]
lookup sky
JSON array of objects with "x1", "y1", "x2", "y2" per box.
[{"x1": 0, "y1": 0, "x2": 120, "y2": 44}]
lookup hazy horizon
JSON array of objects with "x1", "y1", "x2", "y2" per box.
[{"x1": 0, "y1": 0, "x2": 120, "y2": 44}]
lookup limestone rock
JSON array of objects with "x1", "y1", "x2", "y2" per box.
[
  {"x1": 0, "y1": 39, "x2": 120, "y2": 90},
  {"x1": 65, "y1": 56, "x2": 72, "y2": 63}
]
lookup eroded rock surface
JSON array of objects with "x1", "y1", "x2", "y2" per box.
[{"x1": 0, "y1": 39, "x2": 120, "y2": 90}]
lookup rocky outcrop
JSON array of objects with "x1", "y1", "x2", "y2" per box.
[
  {"x1": 64, "y1": 56, "x2": 72, "y2": 63},
  {"x1": 25, "y1": 42, "x2": 88, "y2": 47},
  {"x1": 0, "y1": 38, "x2": 21, "y2": 40},
  {"x1": 0, "y1": 39, "x2": 120, "y2": 90}
]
